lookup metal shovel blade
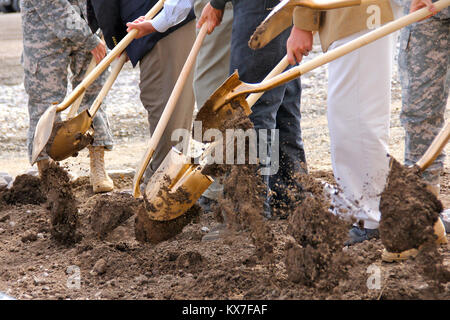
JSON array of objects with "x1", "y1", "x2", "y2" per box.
[
  {"x1": 31, "y1": 105, "x2": 58, "y2": 164},
  {"x1": 143, "y1": 148, "x2": 213, "y2": 221},
  {"x1": 194, "y1": 71, "x2": 251, "y2": 137},
  {"x1": 47, "y1": 110, "x2": 94, "y2": 161},
  {"x1": 249, "y1": 0, "x2": 362, "y2": 50}
]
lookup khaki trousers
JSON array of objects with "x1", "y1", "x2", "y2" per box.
[{"x1": 139, "y1": 21, "x2": 196, "y2": 186}]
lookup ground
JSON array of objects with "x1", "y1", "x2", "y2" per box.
[{"x1": 0, "y1": 12, "x2": 448, "y2": 300}]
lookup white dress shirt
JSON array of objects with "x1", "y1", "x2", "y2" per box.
[{"x1": 151, "y1": 0, "x2": 195, "y2": 33}]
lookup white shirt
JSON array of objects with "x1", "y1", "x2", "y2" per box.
[{"x1": 151, "y1": 0, "x2": 195, "y2": 33}]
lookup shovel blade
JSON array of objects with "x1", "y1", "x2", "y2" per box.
[
  {"x1": 31, "y1": 105, "x2": 57, "y2": 164},
  {"x1": 195, "y1": 71, "x2": 251, "y2": 138},
  {"x1": 144, "y1": 148, "x2": 213, "y2": 221},
  {"x1": 47, "y1": 110, "x2": 94, "y2": 161}
]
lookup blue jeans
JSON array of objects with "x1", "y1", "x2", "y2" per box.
[{"x1": 230, "y1": 0, "x2": 307, "y2": 212}]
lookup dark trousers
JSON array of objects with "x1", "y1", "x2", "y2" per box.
[{"x1": 230, "y1": 0, "x2": 307, "y2": 211}]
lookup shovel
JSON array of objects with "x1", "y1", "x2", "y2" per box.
[
  {"x1": 141, "y1": 56, "x2": 290, "y2": 221},
  {"x1": 196, "y1": 0, "x2": 450, "y2": 132},
  {"x1": 132, "y1": 23, "x2": 209, "y2": 198},
  {"x1": 249, "y1": 0, "x2": 371, "y2": 50},
  {"x1": 31, "y1": 0, "x2": 165, "y2": 164},
  {"x1": 46, "y1": 54, "x2": 128, "y2": 161}
]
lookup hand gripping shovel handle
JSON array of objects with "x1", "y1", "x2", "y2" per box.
[
  {"x1": 55, "y1": 0, "x2": 165, "y2": 113},
  {"x1": 230, "y1": 0, "x2": 450, "y2": 100},
  {"x1": 132, "y1": 23, "x2": 209, "y2": 198}
]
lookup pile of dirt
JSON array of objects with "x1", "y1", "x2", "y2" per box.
[
  {"x1": 285, "y1": 173, "x2": 351, "y2": 288},
  {"x1": 135, "y1": 203, "x2": 202, "y2": 244},
  {"x1": 40, "y1": 162, "x2": 81, "y2": 245},
  {"x1": 379, "y1": 158, "x2": 442, "y2": 252},
  {"x1": 1, "y1": 174, "x2": 46, "y2": 205},
  {"x1": 86, "y1": 192, "x2": 141, "y2": 239}
]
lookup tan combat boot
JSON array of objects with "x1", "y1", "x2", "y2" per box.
[
  {"x1": 382, "y1": 218, "x2": 448, "y2": 262},
  {"x1": 89, "y1": 146, "x2": 114, "y2": 193},
  {"x1": 37, "y1": 159, "x2": 50, "y2": 178}
]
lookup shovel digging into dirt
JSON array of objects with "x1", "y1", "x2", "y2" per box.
[
  {"x1": 195, "y1": 0, "x2": 450, "y2": 133},
  {"x1": 379, "y1": 121, "x2": 450, "y2": 262},
  {"x1": 134, "y1": 56, "x2": 291, "y2": 243},
  {"x1": 140, "y1": 56, "x2": 290, "y2": 222},
  {"x1": 30, "y1": 0, "x2": 165, "y2": 164},
  {"x1": 46, "y1": 54, "x2": 127, "y2": 161},
  {"x1": 132, "y1": 23, "x2": 209, "y2": 198}
]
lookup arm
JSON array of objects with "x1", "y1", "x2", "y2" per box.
[
  {"x1": 286, "y1": 8, "x2": 321, "y2": 65},
  {"x1": 29, "y1": 0, "x2": 101, "y2": 52},
  {"x1": 126, "y1": 0, "x2": 194, "y2": 38}
]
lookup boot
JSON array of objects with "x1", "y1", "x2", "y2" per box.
[
  {"x1": 89, "y1": 146, "x2": 114, "y2": 193},
  {"x1": 382, "y1": 218, "x2": 448, "y2": 262},
  {"x1": 37, "y1": 159, "x2": 50, "y2": 178}
]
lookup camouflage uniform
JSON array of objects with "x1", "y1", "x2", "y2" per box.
[
  {"x1": 399, "y1": 2, "x2": 449, "y2": 185},
  {"x1": 21, "y1": 0, "x2": 114, "y2": 163}
]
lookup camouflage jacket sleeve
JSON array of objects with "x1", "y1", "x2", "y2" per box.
[{"x1": 28, "y1": 0, "x2": 100, "y2": 52}]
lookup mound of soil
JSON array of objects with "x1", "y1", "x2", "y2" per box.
[
  {"x1": 379, "y1": 158, "x2": 442, "y2": 252},
  {"x1": 135, "y1": 203, "x2": 202, "y2": 244},
  {"x1": 285, "y1": 173, "x2": 351, "y2": 288},
  {"x1": 40, "y1": 163, "x2": 81, "y2": 246},
  {"x1": 1, "y1": 174, "x2": 46, "y2": 205},
  {"x1": 87, "y1": 192, "x2": 141, "y2": 239}
]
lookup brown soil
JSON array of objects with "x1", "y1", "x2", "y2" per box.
[
  {"x1": 285, "y1": 173, "x2": 351, "y2": 288},
  {"x1": 0, "y1": 174, "x2": 46, "y2": 205},
  {"x1": 379, "y1": 158, "x2": 442, "y2": 252},
  {"x1": 40, "y1": 163, "x2": 81, "y2": 246},
  {"x1": 0, "y1": 169, "x2": 448, "y2": 300}
]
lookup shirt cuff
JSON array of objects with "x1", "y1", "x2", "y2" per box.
[
  {"x1": 210, "y1": 0, "x2": 226, "y2": 10},
  {"x1": 151, "y1": 14, "x2": 170, "y2": 33},
  {"x1": 85, "y1": 33, "x2": 102, "y2": 52}
]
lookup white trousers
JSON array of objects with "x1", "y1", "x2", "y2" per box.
[{"x1": 327, "y1": 29, "x2": 395, "y2": 229}]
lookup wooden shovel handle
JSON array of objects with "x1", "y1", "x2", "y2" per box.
[
  {"x1": 246, "y1": 55, "x2": 289, "y2": 108},
  {"x1": 416, "y1": 122, "x2": 450, "y2": 171},
  {"x1": 56, "y1": 0, "x2": 165, "y2": 113},
  {"x1": 232, "y1": 0, "x2": 450, "y2": 99},
  {"x1": 66, "y1": 57, "x2": 97, "y2": 119},
  {"x1": 88, "y1": 54, "x2": 128, "y2": 117},
  {"x1": 132, "y1": 24, "x2": 209, "y2": 198}
]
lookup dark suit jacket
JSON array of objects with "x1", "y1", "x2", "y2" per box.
[{"x1": 87, "y1": 0, "x2": 195, "y2": 67}]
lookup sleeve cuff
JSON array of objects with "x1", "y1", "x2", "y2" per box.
[
  {"x1": 151, "y1": 14, "x2": 169, "y2": 33},
  {"x1": 85, "y1": 33, "x2": 102, "y2": 52},
  {"x1": 293, "y1": 7, "x2": 320, "y2": 31},
  {"x1": 210, "y1": 0, "x2": 226, "y2": 10}
]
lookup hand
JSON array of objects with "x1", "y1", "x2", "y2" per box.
[
  {"x1": 197, "y1": 2, "x2": 224, "y2": 34},
  {"x1": 126, "y1": 16, "x2": 156, "y2": 39},
  {"x1": 91, "y1": 40, "x2": 107, "y2": 64},
  {"x1": 410, "y1": 0, "x2": 438, "y2": 13},
  {"x1": 286, "y1": 27, "x2": 313, "y2": 65}
]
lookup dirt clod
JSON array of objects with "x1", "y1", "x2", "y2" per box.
[
  {"x1": 40, "y1": 162, "x2": 81, "y2": 245},
  {"x1": 87, "y1": 192, "x2": 141, "y2": 239},
  {"x1": 379, "y1": 158, "x2": 442, "y2": 252},
  {"x1": 1, "y1": 174, "x2": 46, "y2": 205}
]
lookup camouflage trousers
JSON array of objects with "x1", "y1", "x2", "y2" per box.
[
  {"x1": 399, "y1": 16, "x2": 449, "y2": 185},
  {"x1": 24, "y1": 47, "x2": 114, "y2": 163}
]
